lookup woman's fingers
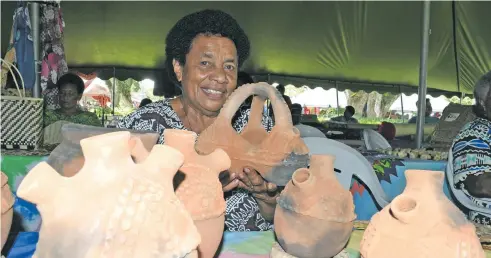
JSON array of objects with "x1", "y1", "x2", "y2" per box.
[{"x1": 222, "y1": 179, "x2": 239, "y2": 192}]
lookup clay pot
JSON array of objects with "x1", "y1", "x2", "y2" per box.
[
  {"x1": 195, "y1": 82, "x2": 309, "y2": 186},
  {"x1": 17, "y1": 131, "x2": 201, "y2": 258},
  {"x1": 270, "y1": 242, "x2": 350, "y2": 258},
  {"x1": 47, "y1": 123, "x2": 159, "y2": 177},
  {"x1": 1, "y1": 171, "x2": 14, "y2": 250},
  {"x1": 274, "y1": 155, "x2": 356, "y2": 258},
  {"x1": 360, "y1": 170, "x2": 485, "y2": 258},
  {"x1": 165, "y1": 129, "x2": 231, "y2": 258}
]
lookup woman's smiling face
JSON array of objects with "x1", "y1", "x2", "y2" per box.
[{"x1": 173, "y1": 34, "x2": 238, "y2": 117}]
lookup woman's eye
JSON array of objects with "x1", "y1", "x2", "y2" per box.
[
  {"x1": 225, "y1": 65, "x2": 235, "y2": 70},
  {"x1": 200, "y1": 61, "x2": 210, "y2": 66}
]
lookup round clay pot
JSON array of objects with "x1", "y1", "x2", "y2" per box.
[
  {"x1": 165, "y1": 129, "x2": 231, "y2": 258},
  {"x1": 195, "y1": 82, "x2": 309, "y2": 186},
  {"x1": 274, "y1": 155, "x2": 355, "y2": 258},
  {"x1": 360, "y1": 170, "x2": 485, "y2": 258},
  {"x1": 1, "y1": 171, "x2": 14, "y2": 250}
]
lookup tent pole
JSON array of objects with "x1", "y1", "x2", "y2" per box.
[
  {"x1": 335, "y1": 81, "x2": 340, "y2": 116},
  {"x1": 30, "y1": 2, "x2": 41, "y2": 98},
  {"x1": 112, "y1": 67, "x2": 116, "y2": 115},
  {"x1": 415, "y1": 0, "x2": 431, "y2": 149},
  {"x1": 399, "y1": 85, "x2": 405, "y2": 123}
]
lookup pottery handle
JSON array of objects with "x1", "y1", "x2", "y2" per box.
[
  {"x1": 205, "y1": 148, "x2": 232, "y2": 174},
  {"x1": 142, "y1": 145, "x2": 184, "y2": 180},
  {"x1": 129, "y1": 136, "x2": 149, "y2": 163},
  {"x1": 17, "y1": 162, "x2": 64, "y2": 206},
  {"x1": 389, "y1": 195, "x2": 418, "y2": 224},
  {"x1": 220, "y1": 82, "x2": 292, "y2": 127}
]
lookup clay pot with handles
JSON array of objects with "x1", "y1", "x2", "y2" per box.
[
  {"x1": 195, "y1": 82, "x2": 309, "y2": 186},
  {"x1": 1, "y1": 171, "x2": 14, "y2": 251}
]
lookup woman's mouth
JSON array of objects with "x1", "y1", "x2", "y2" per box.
[{"x1": 201, "y1": 88, "x2": 225, "y2": 100}]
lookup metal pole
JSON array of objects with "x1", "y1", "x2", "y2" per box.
[
  {"x1": 335, "y1": 81, "x2": 340, "y2": 116},
  {"x1": 30, "y1": 2, "x2": 41, "y2": 98},
  {"x1": 399, "y1": 86, "x2": 405, "y2": 123},
  {"x1": 415, "y1": 0, "x2": 431, "y2": 148},
  {"x1": 112, "y1": 67, "x2": 116, "y2": 115}
]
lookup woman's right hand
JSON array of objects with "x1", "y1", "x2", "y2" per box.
[{"x1": 221, "y1": 171, "x2": 239, "y2": 192}]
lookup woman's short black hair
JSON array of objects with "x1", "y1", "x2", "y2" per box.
[
  {"x1": 165, "y1": 9, "x2": 250, "y2": 85},
  {"x1": 57, "y1": 73, "x2": 85, "y2": 95}
]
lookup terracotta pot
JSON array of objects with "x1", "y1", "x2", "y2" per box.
[
  {"x1": 270, "y1": 242, "x2": 350, "y2": 258},
  {"x1": 1, "y1": 171, "x2": 14, "y2": 250},
  {"x1": 360, "y1": 170, "x2": 485, "y2": 258},
  {"x1": 195, "y1": 82, "x2": 309, "y2": 186},
  {"x1": 47, "y1": 123, "x2": 159, "y2": 177},
  {"x1": 164, "y1": 129, "x2": 231, "y2": 258},
  {"x1": 17, "y1": 131, "x2": 201, "y2": 257},
  {"x1": 274, "y1": 155, "x2": 355, "y2": 258}
]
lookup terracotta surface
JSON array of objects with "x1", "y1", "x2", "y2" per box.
[
  {"x1": 47, "y1": 123, "x2": 159, "y2": 177},
  {"x1": 164, "y1": 129, "x2": 231, "y2": 258},
  {"x1": 1, "y1": 172, "x2": 14, "y2": 250},
  {"x1": 360, "y1": 169, "x2": 485, "y2": 258},
  {"x1": 195, "y1": 82, "x2": 309, "y2": 186},
  {"x1": 274, "y1": 155, "x2": 356, "y2": 258},
  {"x1": 17, "y1": 131, "x2": 201, "y2": 258}
]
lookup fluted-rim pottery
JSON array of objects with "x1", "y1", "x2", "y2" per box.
[
  {"x1": 274, "y1": 155, "x2": 356, "y2": 258},
  {"x1": 47, "y1": 123, "x2": 159, "y2": 177},
  {"x1": 195, "y1": 82, "x2": 309, "y2": 186},
  {"x1": 17, "y1": 131, "x2": 201, "y2": 258},
  {"x1": 1, "y1": 171, "x2": 14, "y2": 250},
  {"x1": 165, "y1": 129, "x2": 231, "y2": 258},
  {"x1": 360, "y1": 169, "x2": 485, "y2": 258}
]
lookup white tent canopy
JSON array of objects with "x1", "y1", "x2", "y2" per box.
[
  {"x1": 390, "y1": 94, "x2": 450, "y2": 112},
  {"x1": 291, "y1": 88, "x2": 347, "y2": 108}
]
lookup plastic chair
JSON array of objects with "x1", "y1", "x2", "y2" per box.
[
  {"x1": 363, "y1": 129, "x2": 391, "y2": 151},
  {"x1": 302, "y1": 137, "x2": 390, "y2": 208},
  {"x1": 446, "y1": 148, "x2": 490, "y2": 214}
]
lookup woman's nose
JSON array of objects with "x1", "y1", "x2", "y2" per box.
[{"x1": 210, "y1": 67, "x2": 228, "y2": 84}]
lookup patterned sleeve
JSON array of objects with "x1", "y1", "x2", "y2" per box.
[
  {"x1": 116, "y1": 106, "x2": 168, "y2": 144},
  {"x1": 232, "y1": 105, "x2": 275, "y2": 133}
]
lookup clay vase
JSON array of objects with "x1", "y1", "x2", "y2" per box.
[
  {"x1": 274, "y1": 155, "x2": 356, "y2": 258},
  {"x1": 47, "y1": 123, "x2": 159, "y2": 177},
  {"x1": 17, "y1": 131, "x2": 201, "y2": 258},
  {"x1": 1, "y1": 171, "x2": 14, "y2": 250},
  {"x1": 360, "y1": 170, "x2": 485, "y2": 258},
  {"x1": 195, "y1": 82, "x2": 310, "y2": 186},
  {"x1": 164, "y1": 129, "x2": 231, "y2": 258}
]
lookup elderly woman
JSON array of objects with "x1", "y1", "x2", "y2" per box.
[
  {"x1": 117, "y1": 10, "x2": 278, "y2": 231},
  {"x1": 450, "y1": 71, "x2": 491, "y2": 224},
  {"x1": 44, "y1": 73, "x2": 101, "y2": 128}
]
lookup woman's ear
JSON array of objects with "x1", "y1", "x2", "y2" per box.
[{"x1": 173, "y1": 59, "x2": 183, "y2": 82}]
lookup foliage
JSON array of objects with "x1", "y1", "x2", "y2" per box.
[{"x1": 445, "y1": 96, "x2": 474, "y2": 105}]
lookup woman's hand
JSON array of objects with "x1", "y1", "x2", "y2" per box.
[{"x1": 221, "y1": 171, "x2": 239, "y2": 192}]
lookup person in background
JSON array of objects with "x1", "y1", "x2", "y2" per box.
[
  {"x1": 276, "y1": 84, "x2": 292, "y2": 109},
  {"x1": 330, "y1": 105, "x2": 358, "y2": 123},
  {"x1": 408, "y1": 98, "x2": 439, "y2": 124},
  {"x1": 291, "y1": 103, "x2": 326, "y2": 138},
  {"x1": 450, "y1": 71, "x2": 491, "y2": 224},
  {"x1": 117, "y1": 10, "x2": 278, "y2": 232},
  {"x1": 139, "y1": 98, "x2": 152, "y2": 108},
  {"x1": 44, "y1": 73, "x2": 101, "y2": 128}
]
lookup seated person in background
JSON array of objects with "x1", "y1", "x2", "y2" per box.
[
  {"x1": 408, "y1": 98, "x2": 439, "y2": 124},
  {"x1": 269, "y1": 84, "x2": 292, "y2": 118},
  {"x1": 330, "y1": 106, "x2": 359, "y2": 123},
  {"x1": 44, "y1": 73, "x2": 101, "y2": 128},
  {"x1": 139, "y1": 98, "x2": 153, "y2": 108},
  {"x1": 450, "y1": 71, "x2": 491, "y2": 224},
  {"x1": 291, "y1": 103, "x2": 326, "y2": 138}
]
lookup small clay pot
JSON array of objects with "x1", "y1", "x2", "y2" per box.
[
  {"x1": 360, "y1": 170, "x2": 485, "y2": 258},
  {"x1": 195, "y1": 82, "x2": 309, "y2": 186},
  {"x1": 47, "y1": 123, "x2": 159, "y2": 177},
  {"x1": 17, "y1": 131, "x2": 201, "y2": 257},
  {"x1": 1, "y1": 172, "x2": 14, "y2": 250},
  {"x1": 274, "y1": 155, "x2": 355, "y2": 258},
  {"x1": 165, "y1": 129, "x2": 231, "y2": 258}
]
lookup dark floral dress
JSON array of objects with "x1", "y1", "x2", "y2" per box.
[
  {"x1": 44, "y1": 109, "x2": 101, "y2": 128},
  {"x1": 116, "y1": 99, "x2": 275, "y2": 231}
]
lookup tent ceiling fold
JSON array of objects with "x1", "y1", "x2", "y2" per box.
[{"x1": 1, "y1": 1, "x2": 490, "y2": 96}]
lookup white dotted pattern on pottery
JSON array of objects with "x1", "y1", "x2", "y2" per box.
[
  {"x1": 175, "y1": 165, "x2": 225, "y2": 220},
  {"x1": 102, "y1": 177, "x2": 197, "y2": 258}
]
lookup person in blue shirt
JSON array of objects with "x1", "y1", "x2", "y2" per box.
[{"x1": 408, "y1": 98, "x2": 439, "y2": 124}]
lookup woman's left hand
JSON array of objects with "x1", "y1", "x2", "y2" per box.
[{"x1": 237, "y1": 167, "x2": 279, "y2": 204}]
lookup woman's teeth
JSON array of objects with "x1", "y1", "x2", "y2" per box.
[{"x1": 203, "y1": 89, "x2": 223, "y2": 95}]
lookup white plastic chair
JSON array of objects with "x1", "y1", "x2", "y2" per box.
[
  {"x1": 363, "y1": 129, "x2": 391, "y2": 151},
  {"x1": 303, "y1": 137, "x2": 390, "y2": 208},
  {"x1": 446, "y1": 148, "x2": 490, "y2": 214}
]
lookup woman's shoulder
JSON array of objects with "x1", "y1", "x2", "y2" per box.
[
  {"x1": 117, "y1": 99, "x2": 184, "y2": 132},
  {"x1": 232, "y1": 105, "x2": 274, "y2": 133}
]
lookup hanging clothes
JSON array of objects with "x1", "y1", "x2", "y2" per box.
[{"x1": 40, "y1": 1, "x2": 68, "y2": 110}]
